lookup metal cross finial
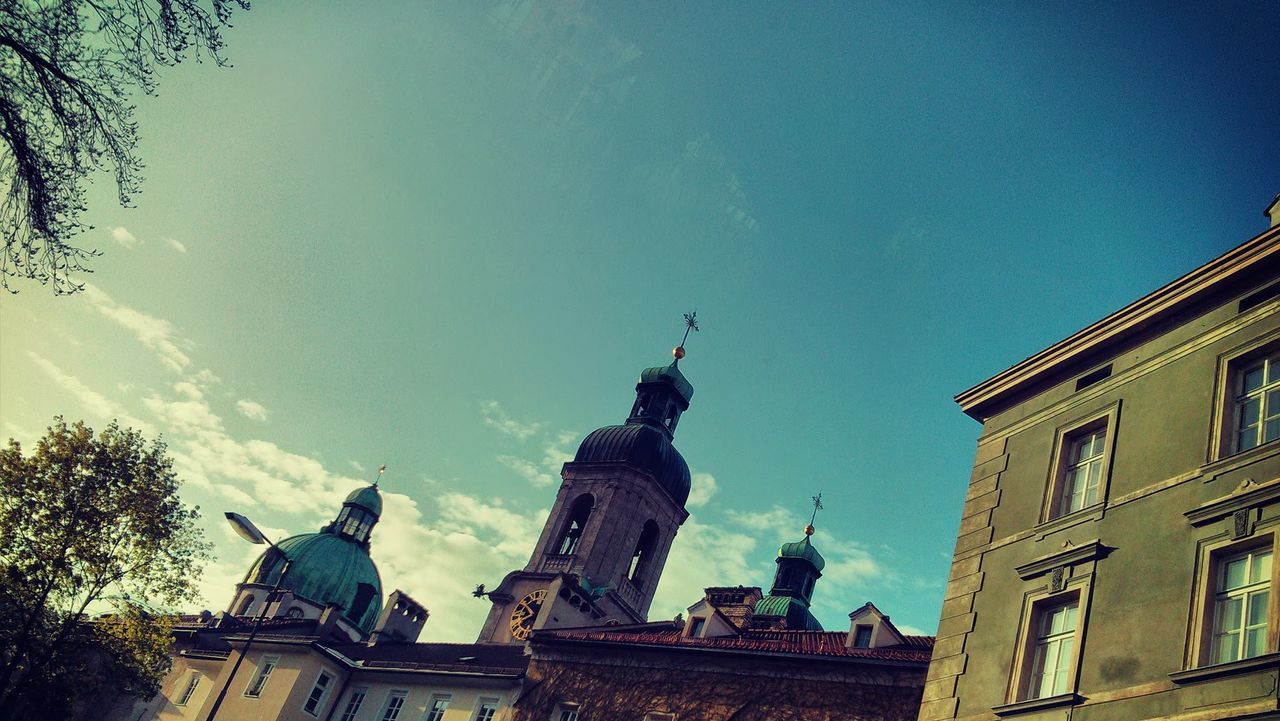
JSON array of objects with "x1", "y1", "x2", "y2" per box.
[
  {"x1": 681, "y1": 310, "x2": 700, "y2": 347},
  {"x1": 809, "y1": 492, "x2": 824, "y2": 526},
  {"x1": 374, "y1": 463, "x2": 387, "y2": 486}
]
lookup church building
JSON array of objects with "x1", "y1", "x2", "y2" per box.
[{"x1": 92, "y1": 343, "x2": 931, "y2": 721}]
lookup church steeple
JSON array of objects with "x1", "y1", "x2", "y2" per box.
[
  {"x1": 477, "y1": 321, "x2": 701, "y2": 644},
  {"x1": 754, "y1": 495, "x2": 827, "y2": 630}
]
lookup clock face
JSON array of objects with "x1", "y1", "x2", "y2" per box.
[{"x1": 509, "y1": 589, "x2": 547, "y2": 641}]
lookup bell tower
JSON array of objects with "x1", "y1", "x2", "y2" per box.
[{"x1": 478, "y1": 321, "x2": 700, "y2": 644}]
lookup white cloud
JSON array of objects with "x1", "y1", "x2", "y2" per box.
[
  {"x1": 497, "y1": 454, "x2": 554, "y2": 487},
  {"x1": 83, "y1": 285, "x2": 192, "y2": 373},
  {"x1": 165, "y1": 238, "x2": 187, "y2": 253},
  {"x1": 495, "y1": 428, "x2": 576, "y2": 488},
  {"x1": 111, "y1": 226, "x2": 139, "y2": 249},
  {"x1": 480, "y1": 400, "x2": 542, "y2": 440},
  {"x1": 27, "y1": 351, "x2": 154, "y2": 433},
  {"x1": 236, "y1": 399, "x2": 269, "y2": 421},
  {"x1": 687, "y1": 472, "x2": 718, "y2": 508}
]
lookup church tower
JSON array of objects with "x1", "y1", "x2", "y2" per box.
[{"x1": 478, "y1": 343, "x2": 698, "y2": 644}]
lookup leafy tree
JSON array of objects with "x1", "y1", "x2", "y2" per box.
[
  {"x1": 0, "y1": 0, "x2": 248, "y2": 294},
  {"x1": 0, "y1": 418, "x2": 210, "y2": 721}
]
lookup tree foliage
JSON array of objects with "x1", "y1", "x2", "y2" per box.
[
  {"x1": 0, "y1": 0, "x2": 248, "y2": 294},
  {"x1": 0, "y1": 418, "x2": 210, "y2": 721}
]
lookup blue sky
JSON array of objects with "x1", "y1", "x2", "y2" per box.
[{"x1": 2, "y1": 1, "x2": 1278, "y2": 641}]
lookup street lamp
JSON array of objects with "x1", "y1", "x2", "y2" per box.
[{"x1": 204, "y1": 512, "x2": 292, "y2": 721}]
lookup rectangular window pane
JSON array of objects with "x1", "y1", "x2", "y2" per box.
[
  {"x1": 1244, "y1": 366, "x2": 1265, "y2": 393},
  {"x1": 1224, "y1": 558, "x2": 1248, "y2": 590},
  {"x1": 339, "y1": 691, "x2": 366, "y2": 721},
  {"x1": 1252, "y1": 551, "x2": 1272, "y2": 583}
]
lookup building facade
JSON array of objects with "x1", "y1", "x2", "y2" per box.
[
  {"x1": 96, "y1": 346, "x2": 932, "y2": 721},
  {"x1": 919, "y1": 204, "x2": 1280, "y2": 721}
]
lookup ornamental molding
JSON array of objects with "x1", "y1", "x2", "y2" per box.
[
  {"x1": 1015, "y1": 539, "x2": 1112, "y2": 580},
  {"x1": 1184, "y1": 476, "x2": 1280, "y2": 526}
]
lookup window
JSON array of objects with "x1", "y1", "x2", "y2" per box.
[
  {"x1": 379, "y1": 691, "x2": 407, "y2": 721},
  {"x1": 473, "y1": 697, "x2": 500, "y2": 721},
  {"x1": 303, "y1": 670, "x2": 333, "y2": 716},
  {"x1": 1027, "y1": 601, "x2": 1079, "y2": 699},
  {"x1": 1042, "y1": 405, "x2": 1119, "y2": 524},
  {"x1": 243, "y1": 655, "x2": 278, "y2": 698},
  {"x1": 236, "y1": 594, "x2": 255, "y2": 615},
  {"x1": 1210, "y1": 547, "x2": 1272, "y2": 663},
  {"x1": 1232, "y1": 352, "x2": 1280, "y2": 452},
  {"x1": 644, "y1": 714, "x2": 677, "y2": 721},
  {"x1": 554, "y1": 704, "x2": 579, "y2": 721},
  {"x1": 1059, "y1": 428, "x2": 1106, "y2": 515},
  {"x1": 424, "y1": 695, "x2": 451, "y2": 721},
  {"x1": 338, "y1": 689, "x2": 367, "y2": 721},
  {"x1": 852, "y1": 625, "x2": 873, "y2": 648},
  {"x1": 175, "y1": 672, "x2": 200, "y2": 706},
  {"x1": 687, "y1": 617, "x2": 706, "y2": 637}
]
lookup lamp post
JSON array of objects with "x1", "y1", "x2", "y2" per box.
[{"x1": 204, "y1": 512, "x2": 291, "y2": 721}]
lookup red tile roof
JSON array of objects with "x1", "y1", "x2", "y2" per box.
[{"x1": 535, "y1": 625, "x2": 933, "y2": 664}]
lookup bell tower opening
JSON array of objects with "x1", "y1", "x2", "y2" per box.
[
  {"x1": 555, "y1": 494, "x2": 594, "y2": 556},
  {"x1": 628, "y1": 520, "x2": 659, "y2": 583}
]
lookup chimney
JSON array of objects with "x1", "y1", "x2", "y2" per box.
[
  {"x1": 370, "y1": 590, "x2": 429, "y2": 645},
  {"x1": 1266, "y1": 194, "x2": 1280, "y2": 229}
]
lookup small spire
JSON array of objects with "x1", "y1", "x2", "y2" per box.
[
  {"x1": 805, "y1": 492, "x2": 823, "y2": 536},
  {"x1": 374, "y1": 463, "x2": 387, "y2": 486},
  {"x1": 673, "y1": 310, "x2": 700, "y2": 361}
]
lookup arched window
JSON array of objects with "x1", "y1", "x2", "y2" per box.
[
  {"x1": 555, "y1": 495, "x2": 593, "y2": 556},
  {"x1": 628, "y1": 520, "x2": 659, "y2": 582},
  {"x1": 236, "y1": 595, "x2": 255, "y2": 616}
]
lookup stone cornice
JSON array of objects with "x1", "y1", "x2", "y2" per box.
[
  {"x1": 1014, "y1": 539, "x2": 1111, "y2": 580},
  {"x1": 1184, "y1": 476, "x2": 1280, "y2": 526},
  {"x1": 956, "y1": 225, "x2": 1280, "y2": 421}
]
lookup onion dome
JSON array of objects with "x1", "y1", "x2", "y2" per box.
[
  {"x1": 779, "y1": 534, "x2": 826, "y2": 573},
  {"x1": 755, "y1": 525, "x2": 827, "y2": 630},
  {"x1": 575, "y1": 423, "x2": 692, "y2": 506},
  {"x1": 242, "y1": 484, "x2": 385, "y2": 633}
]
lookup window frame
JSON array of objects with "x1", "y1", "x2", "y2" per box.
[
  {"x1": 1009, "y1": 589, "x2": 1085, "y2": 704},
  {"x1": 424, "y1": 694, "x2": 452, "y2": 721},
  {"x1": 1212, "y1": 337, "x2": 1280, "y2": 460},
  {"x1": 1040, "y1": 403, "x2": 1120, "y2": 524},
  {"x1": 472, "y1": 696, "x2": 501, "y2": 721},
  {"x1": 996, "y1": 557, "x2": 1097, "y2": 716},
  {"x1": 1186, "y1": 531, "x2": 1279, "y2": 670},
  {"x1": 337, "y1": 687, "x2": 368, "y2": 721},
  {"x1": 243, "y1": 654, "x2": 279, "y2": 698},
  {"x1": 175, "y1": 671, "x2": 201, "y2": 706},
  {"x1": 553, "y1": 703, "x2": 579, "y2": 721},
  {"x1": 378, "y1": 690, "x2": 409, "y2": 721},
  {"x1": 302, "y1": 669, "x2": 334, "y2": 717}
]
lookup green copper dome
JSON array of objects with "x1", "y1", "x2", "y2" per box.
[
  {"x1": 754, "y1": 594, "x2": 825, "y2": 630},
  {"x1": 345, "y1": 484, "x2": 383, "y2": 516},
  {"x1": 779, "y1": 535, "x2": 826, "y2": 572},
  {"x1": 244, "y1": 533, "x2": 383, "y2": 633}
]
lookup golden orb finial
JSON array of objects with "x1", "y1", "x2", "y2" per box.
[
  {"x1": 804, "y1": 523, "x2": 815, "y2": 536},
  {"x1": 673, "y1": 345, "x2": 686, "y2": 360}
]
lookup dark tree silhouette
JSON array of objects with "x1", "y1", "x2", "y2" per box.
[
  {"x1": 0, "y1": 418, "x2": 209, "y2": 721},
  {"x1": 0, "y1": 0, "x2": 248, "y2": 294}
]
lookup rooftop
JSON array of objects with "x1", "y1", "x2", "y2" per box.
[{"x1": 534, "y1": 623, "x2": 933, "y2": 664}]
